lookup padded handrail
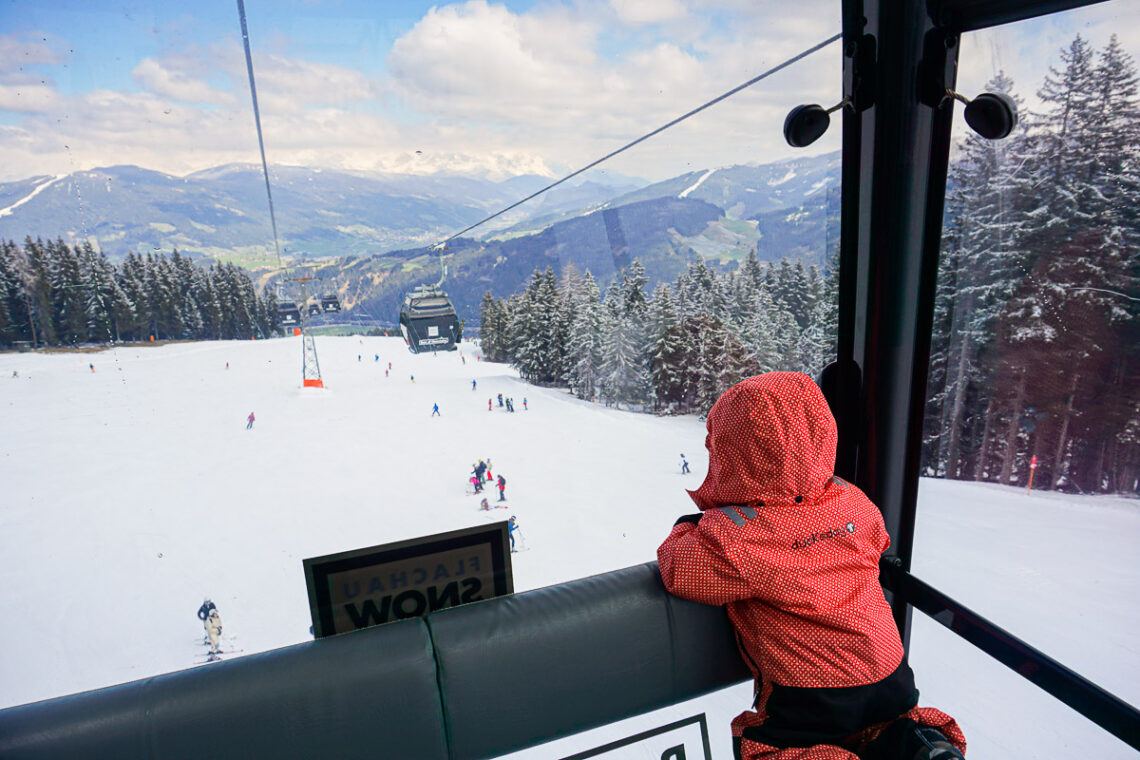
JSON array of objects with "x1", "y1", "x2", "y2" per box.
[{"x1": 0, "y1": 562, "x2": 750, "y2": 760}]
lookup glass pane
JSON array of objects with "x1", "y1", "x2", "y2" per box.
[
  {"x1": 909, "y1": 614, "x2": 1136, "y2": 760},
  {"x1": 916, "y1": 0, "x2": 1140, "y2": 750},
  {"x1": 0, "y1": 0, "x2": 840, "y2": 710}
]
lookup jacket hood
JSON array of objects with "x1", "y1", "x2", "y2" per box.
[{"x1": 688, "y1": 372, "x2": 837, "y2": 511}]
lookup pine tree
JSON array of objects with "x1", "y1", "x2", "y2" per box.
[
  {"x1": 565, "y1": 272, "x2": 606, "y2": 401},
  {"x1": 647, "y1": 284, "x2": 685, "y2": 410}
]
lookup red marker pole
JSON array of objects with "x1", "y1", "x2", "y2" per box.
[{"x1": 1027, "y1": 455, "x2": 1039, "y2": 494}]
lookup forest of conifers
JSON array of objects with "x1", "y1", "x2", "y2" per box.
[
  {"x1": 0, "y1": 238, "x2": 277, "y2": 346},
  {"x1": 478, "y1": 252, "x2": 837, "y2": 417},
  {"x1": 925, "y1": 35, "x2": 1137, "y2": 494}
]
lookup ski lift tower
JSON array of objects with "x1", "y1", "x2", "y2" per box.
[{"x1": 291, "y1": 274, "x2": 324, "y2": 389}]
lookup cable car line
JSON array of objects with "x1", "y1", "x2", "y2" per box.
[
  {"x1": 431, "y1": 32, "x2": 842, "y2": 249},
  {"x1": 236, "y1": 0, "x2": 282, "y2": 268}
]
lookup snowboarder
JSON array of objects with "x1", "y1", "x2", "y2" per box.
[
  {"x1": 680, "y1": 454, "x2": 690, "y2": 474},
  {"x1": 197, "y1": 598, "x2": 217, "y2": 641},
  {"x1": 246, "y1": 411, "x2": 255, "y2": 430},
  {"x1": 480, "y1": 497, "x2": 490, "y2": 511},
  {"x1": 523, "y1": 397, "x2": 528, "y2": 410},
  {"x1": 657, "y1": 373, "x2": 965, "y2": 760},
  {"x1": 472, "y1": 379, "x2": 477, "y2": 391},
  {"x1": 89, "y1": 363, "x2": 95, "y2": 373},
  {"x1": 508, "y1": 516, "x2": 520, "y2": 552},
  {"x1": 497, "y1": 474, "x2": 507, "y2": 502},
  {"x1": 205, "y1": 608, "x2": 223, "y2": 655},
  {"x1": 432, "y1": 403, "x2": 440, "y2": 417}
]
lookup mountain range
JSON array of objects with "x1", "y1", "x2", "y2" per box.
[{"x1": 0, "y1": 151, "x2": 840, "y2": 325}]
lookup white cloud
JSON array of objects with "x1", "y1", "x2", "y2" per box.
[
  {"x1": 610, "y1": 0, "x2": 688, "y2": 27},
  {"x1": 132, "y1": 58, "x2": 235, "y2": 106},
  {"x1": 0, "y1": 34, "x2": 61, "y2": 72},
  {"x1": 0, "y1": 82, "x2": 60, "y2": 113}
]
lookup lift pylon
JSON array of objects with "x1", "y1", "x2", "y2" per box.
[{"x1": 292, "y1": 274, "x2": 324, "y2": 389}]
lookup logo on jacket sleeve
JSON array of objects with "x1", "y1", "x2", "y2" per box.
[{"x1": 792, "y1": 521, "x2": 856, "y2": 550}]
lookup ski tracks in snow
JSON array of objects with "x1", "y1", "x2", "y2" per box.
[{"x1": 0, "y1": 175, "x2": 65, "y2": 218}]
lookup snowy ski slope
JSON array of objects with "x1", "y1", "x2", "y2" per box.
[{"x1": 1, "y1": 336, "x2": 1136, "y2": 759}]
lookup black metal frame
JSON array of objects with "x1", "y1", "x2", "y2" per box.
[{"x1": 836, "y1": 0, "x2": 1138, "y2": 750}]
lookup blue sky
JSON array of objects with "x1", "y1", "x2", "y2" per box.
[{"x1": 0, "y1": 0, "x2": 1136, "y2": 183}]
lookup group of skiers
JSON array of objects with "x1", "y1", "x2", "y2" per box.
[
  {"x1": 490, "y1": 393, "x2": 526, "y2": 412},
  {"x1": 468, "y1": 458, "x2": 506, "y2": 501}
]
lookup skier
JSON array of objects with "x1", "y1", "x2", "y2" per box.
[
  {"x1": 508, "y1": 516, "x2": 520, "y2": 552},
  {"x1": 480, "y1": 497, "x2": 490, "y2": 511},
  {"x1": 432, "y1": 403, "x2": 440, "y2": 417},
  {"x1": 475, "y1": 459, "x2": 488, "y2": 481},
  {"x1": 385, "y1": 369, "x2": 389, "y2": 378},
  {"x1": 246, "y1": 411, "x2": 255, "y2": 430},
  {"x1": 225, "y1": 362, "x2": 229, "y2": 370},
  {"x1": 89, "y1": 363, "x2": 94, "y2": 373},
  {"x1": 197, "y1": 598, "x2": 217, "y2": 642},
  {"x1": 411, "y1": 375, "x2": 415, "y2": 383},
  {"x1": 358, "y1": 354, "x2": 361, "y2": 362},
  {"x1": 497, "y1": 393, "x2": 503, "y2": 407},
  {"x1": 523, "y1": 397, "x2": 528, "y2": 410},
  {"x1": 375, "y1": 354, "x2": 379, "y2": 362},
  {"x1": 657, "y1": 373, "x2": 965, "y2": 760},
  {"x1": 205, "y1": 608, "x2": 224, "y2": 656},
  {"x1": 680, "y1": 454, "x2": 690, "y2": 474},
  {"x1": 388, "y1": 362, "x2": 392, "y2": 370},
  {"x1": 10, "y1": 370, "x2": 17, "y2": 378},
  {"x1": 472, "y1": 379, "x2": 477, "y2": 391},
  {"x1": 497, "y1": 474, "x2": 507, "y2": 502},
  {"x1": 471, "y1": 462, "x2": 485, "y2": 493},
  {"x1": 488, "y1": 398, "x2": 493, "y2": 411}
]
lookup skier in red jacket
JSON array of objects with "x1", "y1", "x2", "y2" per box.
[{"x1": 658, "y1": 372, "x2": 965, "y2": 760}]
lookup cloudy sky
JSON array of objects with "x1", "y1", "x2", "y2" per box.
[{"x1": 0, "y1": 0, "x2": 1136, "y2": 183}]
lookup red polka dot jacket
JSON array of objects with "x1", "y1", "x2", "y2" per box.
[{"x1": 657, "y1": 372, "x2": 905, "y2": 700}]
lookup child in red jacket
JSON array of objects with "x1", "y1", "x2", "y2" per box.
[{"x1": 658, "y1": 372, "x2": 965, "y2": 760}]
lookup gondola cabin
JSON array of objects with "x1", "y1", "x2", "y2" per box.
[
  {"x1": 399, "y1": 287, "x2": 461, "y2": 353},
  {"x1": 320, "y1": 294, "x2": 341, "y2": 312},
  {"x1": 276, "y1": 302, "x2": 301, "y2": 327}
]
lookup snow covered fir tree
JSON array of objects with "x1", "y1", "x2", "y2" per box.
[{"x1": 0, "y1": 238, "x2": 277, "y2": 347}]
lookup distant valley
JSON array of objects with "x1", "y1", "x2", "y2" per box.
[{"x1": 0, "y1": 152, "x2": 839, "y2": 325}]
